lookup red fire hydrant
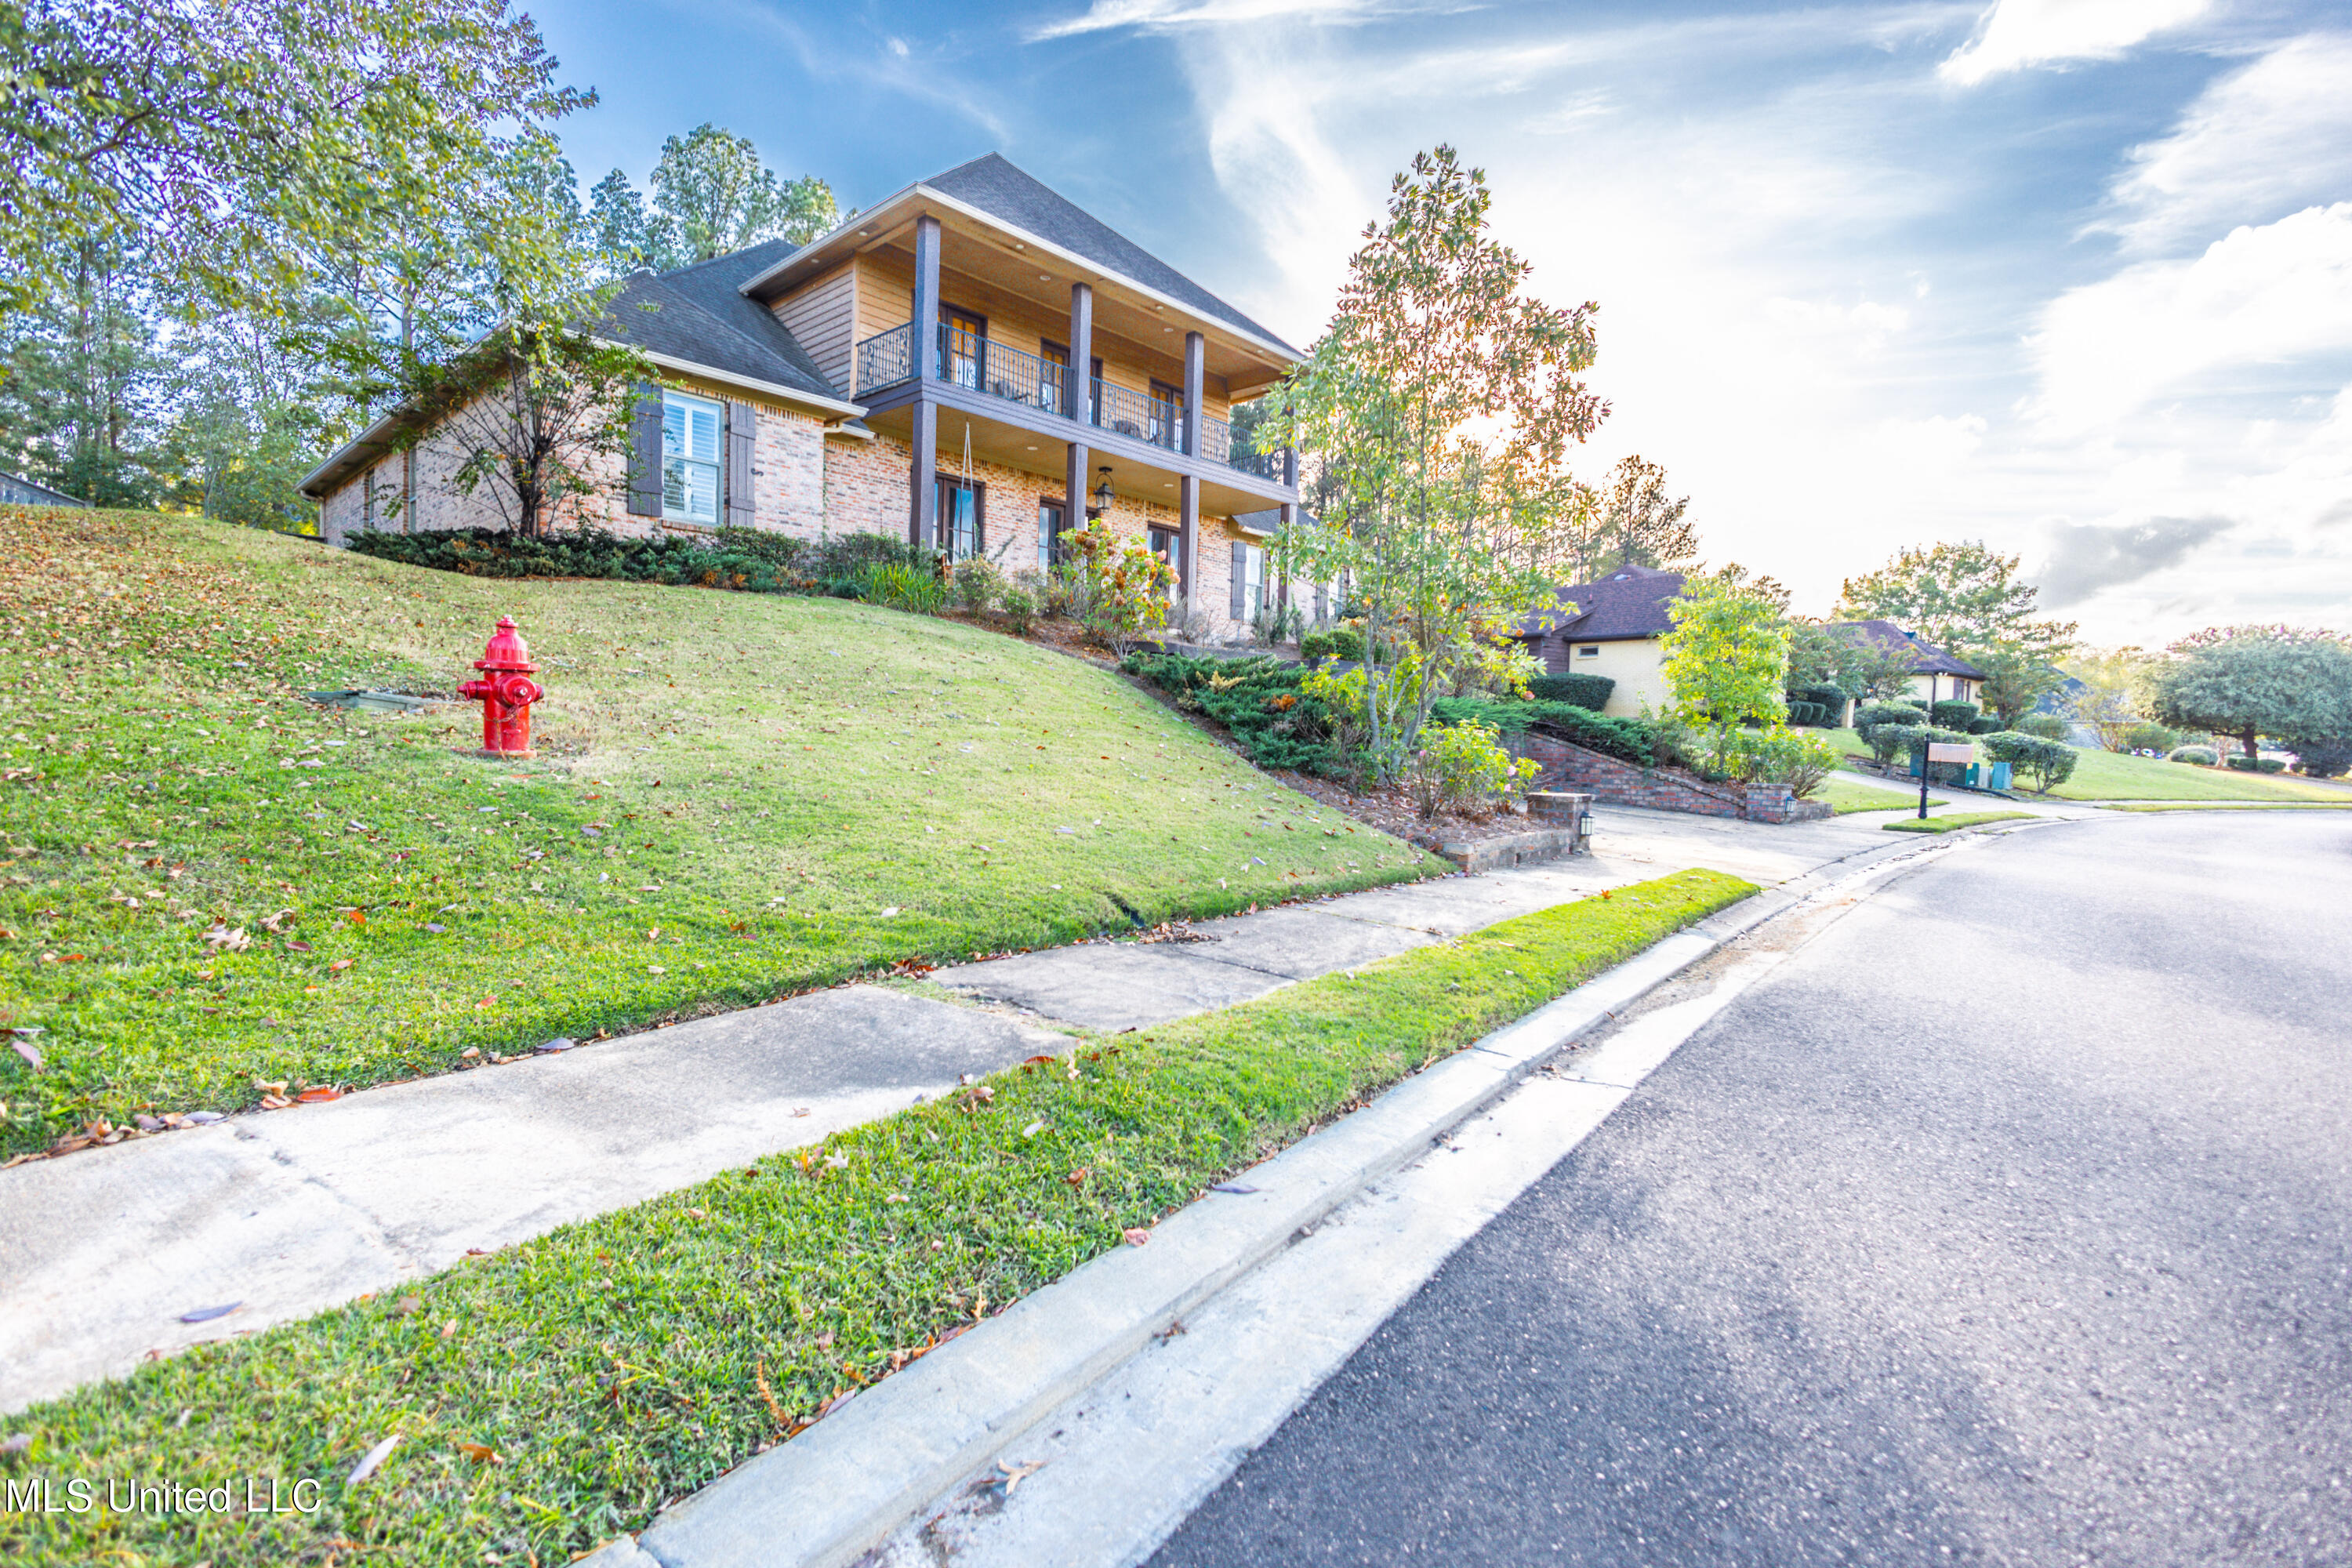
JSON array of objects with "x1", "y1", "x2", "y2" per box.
[{"x1": 459, "y1": 616, "x2": 544, "y2": 757}]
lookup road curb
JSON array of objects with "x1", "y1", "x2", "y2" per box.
[{"x1": 597, "y1": 850, "x2": 1944, "y2": 1568}]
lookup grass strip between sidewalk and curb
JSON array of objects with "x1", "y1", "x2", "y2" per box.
[
  {"x1": 1882, "y1": 811, "x2": 2037, "y2": 834},
  {"x1": 1, "y1": 866, "x2": 1755, "y2": 1568},
  {"x1": 2100, "y1": 801, "x2": 2352, "y2": 812}
]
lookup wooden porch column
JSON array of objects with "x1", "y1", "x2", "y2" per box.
[
  {"x1": 1182, "y1": 330, "x2": 1204, "y2": 457},
  {"x1": 1065, "y1": 438, "x2": 1090, "y2": 532},
  {"x1": 1179, "y1": 475, "x2": 1199, "y2": 607},
  {"x1": 909, "y1": 214, "x2": 942, "y2": 546},
  {"x1": 1068, "y1": 281, "x2": 1094, "y2": 430}
]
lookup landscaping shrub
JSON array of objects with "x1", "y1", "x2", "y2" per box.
[
  {"x1": 2118, "y1": 721, "x2": 2180, "y2": 754},
  {"x1": 1526, "y1": 672, "x2": 1616, "y2": 710},
  {"x1": 1427, "y1": 695, "x2": 1661, "y2": 768},
  {"x1": 1001, "y1": 586, "x2": 1036, "y2": 637},
  {"x1": 2224, "y1": 755, "x2": 2287, "y2": 773},
  {"x1": 343, "y1": 524, "x2": 940, "y2": 603},
  {"x1": 2168, "y1": 744, "x2": 2219, "y2": 766},
  {"x1": 853, "y1": 559, "x2": 949, "y2": 615},
  {"x1": 1784, "y1": 700, "x2": 1824, "y2": 728},
  {"x1": 1930, "y1": 700, "x2": 1980, "y2": 729},
  {"x1": 1729, "y1": 724, "x2": 1839, "y2": 796},
  {"x1": 2014, "y1": 713, "x2": 2069, "y2": 740},
  {"x1": 1300, "y1": 626, "x2": 1368, "y2": 663},
  {"x1": 1967, "y1": 715, "x2": 2005, "y2": 735},
  {"x1": 1983, "y1": 730, "x2": 2076, "y2": 793},
  {"x1": 1408, "y1": 719, "x2": 1538, "y2": 819},
  {"x1": 1790, "y1": 683, "x2": 1847, "y2": 723},
  {"x1": 1854, "y1": 702, "x2": 1926, "y2": 747},
  {"x1": 1123, "y1": 652, "x2": 1344, "y2": 775},
  {"x1": 2286, "y1": 738, "x2": 2352, "y2": 779},
  {"x1": 951, "y1": 556, "x2": 1005, "y2": 615}
]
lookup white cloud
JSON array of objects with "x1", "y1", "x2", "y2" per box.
[
  {"x1": 2101, "y1": 32, "x2": 2352, "y2": 252},
  {"x1": 1029, "y1": 0, "x2": 1403, "y2": 42},
  {"x1": 2028, "y1": 203, "x2": 2352, "y2": 433},
  {"x1": 1939, "y1": 0, "x2": 2211, "y2": 85}
]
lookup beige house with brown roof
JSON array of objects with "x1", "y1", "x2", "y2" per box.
[{"x1": 299, "y1": 154, "x2": 1307, "y2": 640}]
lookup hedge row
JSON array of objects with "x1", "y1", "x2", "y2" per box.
[
  {"x1": 1427, "y1": 696, "x2": 1661, "y2": 768},
  {"x1": 345, "y1": 526, "x2": 927, "y2": 596},
  {"x1": 1525, "y1": 673, "x2": 1615, "y2": 711}
]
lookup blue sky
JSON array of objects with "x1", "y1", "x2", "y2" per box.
[{"x1": 534, "y1": 0, "x2": 2352, "y2": 644}]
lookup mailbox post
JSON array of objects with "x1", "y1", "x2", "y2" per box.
[{"x1": 1919, "y1": 740, "x2": 1974, "y2": 819}]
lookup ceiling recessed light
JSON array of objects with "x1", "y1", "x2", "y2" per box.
[
  {"x1": 1025, "y1": 444, "x2": 1039, "y2": 451},
  {"x1": 1163, "y1": 326, "x2": 1174, "y2": 333},
  {"x1": 1014, "y1": 242, "x2": 1026, "y2": 251},
  {"x1": 1163, "y1": 481, "x2": 1174, "y2": 488},
  {"x1": 1039, "y1": 273, "x2": 1051, "y2": 281},
  {"x1": 857, "y1": 228, "x2": 871, "y2": 237}
]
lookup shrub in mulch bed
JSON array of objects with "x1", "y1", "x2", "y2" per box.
[{"x1": 347, "y1": 526, "x2": 930, "y2": 599}]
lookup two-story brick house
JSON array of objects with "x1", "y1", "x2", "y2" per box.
[{"x1": 299, "y1": 154, "x2": 1308, "y2": 638}]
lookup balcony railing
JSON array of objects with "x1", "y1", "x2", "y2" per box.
[
  {"x1": 855, "y1": 322, "x2": 916, "y2": 395},
  {"x1": 853, "y1": 319, "x2": 1290, "y2": 486},
  {"x1": 1200, "y1": 413, "x2": 1285, "y2": 482}
]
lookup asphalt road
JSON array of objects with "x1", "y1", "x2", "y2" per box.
[{"x1": 1149, "y1": 812, "x2": 2352, "y2": 1567}]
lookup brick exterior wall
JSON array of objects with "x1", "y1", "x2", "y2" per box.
[
  {"x1": 317, "y1": 374, "x2": 829, "y2": 546},
  {"x1": 1507, "y1": 731, "x2": 1832, "y2": 824}
]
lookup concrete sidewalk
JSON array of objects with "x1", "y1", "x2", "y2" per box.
[{"x1": 0, "y1": 803, "x2": 1983, "y2": 1415}]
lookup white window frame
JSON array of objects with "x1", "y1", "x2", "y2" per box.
[
  {"x1": 1243, "y1": 545, "x2": 1265, "y2": 621},
  {"x1": 1577, "y1": 644, "x2": 1601, "y2": 659},
  {"x1": 662, "y1": 390, "x2": 724, "y2": 526}
]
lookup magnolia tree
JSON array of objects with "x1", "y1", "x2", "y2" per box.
[{"x1": 1261, "y1": 146, "x2": 1608, "y2": 781}]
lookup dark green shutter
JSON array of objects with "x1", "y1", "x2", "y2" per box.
[
  {"x1": 725, "y1": 401, "x2": 756, "y2": 527},
  {"x1": 626, "y1": 383, "x2": 663, "y2": 517}
]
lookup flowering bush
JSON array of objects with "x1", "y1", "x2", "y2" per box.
[
  {"x1": 1065, "y1": 520, "x2": 1177, "y2": 655},
  {"x1": 1408, "y1": 719, "x2": 1538, "y2": 820},
  {"x1": 951, "y1": 557, "x2": 1004, "y2": 614}
]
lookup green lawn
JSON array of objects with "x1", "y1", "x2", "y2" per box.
[
  {"x1": 1815, "y1": 774, "x2": 1946, "y2": 815},
  {"x1": 1817, "y1": 725, "x2": 2344, "y2": 803},
  {"x1": 0, "y1": 506, "x2": 1444, "y2": 1157},
  {"x1": 2, "y1": 868, "x2": 1755, "y2": 1568}
]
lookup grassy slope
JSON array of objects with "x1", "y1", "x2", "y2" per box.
[
  {"x1": 0, "y1": 507, "x2": 1442, "y2": 1156},
  {"x1": 5, "y1": 868, "x2": 1755, "y2": 1568},
  {"x1": 1820, "y1": 726, "x2": 2346, "y2": 803}
]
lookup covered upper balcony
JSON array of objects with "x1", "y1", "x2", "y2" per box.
[
  {"x1": 739, "y1": 153, "x2": 1304, "y2": 521},
  {"x1": 850, "y1": 321, "x2": 1292, "y2": 487}
]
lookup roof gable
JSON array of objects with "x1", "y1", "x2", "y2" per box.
[
  {"x1": 923, "y1": 154, "x2": 1299, "y2": 354},
  {"x1": 1837, "y1": 619, "x2": 1987, "y2": 679},
  {"x1": 602, "y1": 246, "x2": 848, "y2": 403},
  {"x1": 1514, "y1": 564, "x2": 1687, "y2": 640}
]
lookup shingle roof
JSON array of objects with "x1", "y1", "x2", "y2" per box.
[
  {"x1": 926, "y1": 154, "x2": 1300, "y2": 354},
  {"x1": 601, "y1": 246, "x2": 848, "y2": 402},
  {"x1": 1511, "y1": 564, "x2": 1686, "y2": 640},
  {"x1": 1837, "y1": 619, "x2": 1987, "y2": 679}
]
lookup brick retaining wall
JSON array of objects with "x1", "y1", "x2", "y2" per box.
[{"x1": 1504, "y1": 730, "x2": 1832, "y2": 825}]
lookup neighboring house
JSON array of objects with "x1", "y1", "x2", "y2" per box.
[
  {"x1": 1508, "y1": 563, "x2": 1685, "y2": 718},
  {"x1": 1836, "y1": 619, "x2": 1986, "y2": 718},
  {"x1": 299, "y1": 153, "x2": 1307, "y2": 641},
  {"x1": 0, "y1": 471, "x2": 89, "y2": 508}
]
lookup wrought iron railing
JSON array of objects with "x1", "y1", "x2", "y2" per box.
[
  {"x1": 936, "y1": 325, "x2": 1070, "y2": 415},
  {"x1": 855, "y1": 322, "x2": 916, "y2": 394},
  {"x1": 1091, "y1": 377, "x2": 1182, "y2": 450},
  {"x1": 1199, "y1": 413, "x2": 1286, "y2": 481},
  {"x1": 858, "y1": 320, "x2": 1292, "y2": 485}
]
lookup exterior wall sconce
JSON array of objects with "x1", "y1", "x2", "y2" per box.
[{"x1": 1092, "y1": 466, "x2": 1114, "y2": 510}]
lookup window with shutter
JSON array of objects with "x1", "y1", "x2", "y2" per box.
[
  {"x1": 1230, "y1": 542, "x2": 1246, "y2": 619},
  {"x1": 662, "y1": 391, "x2": 724, "y2": 525}
]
